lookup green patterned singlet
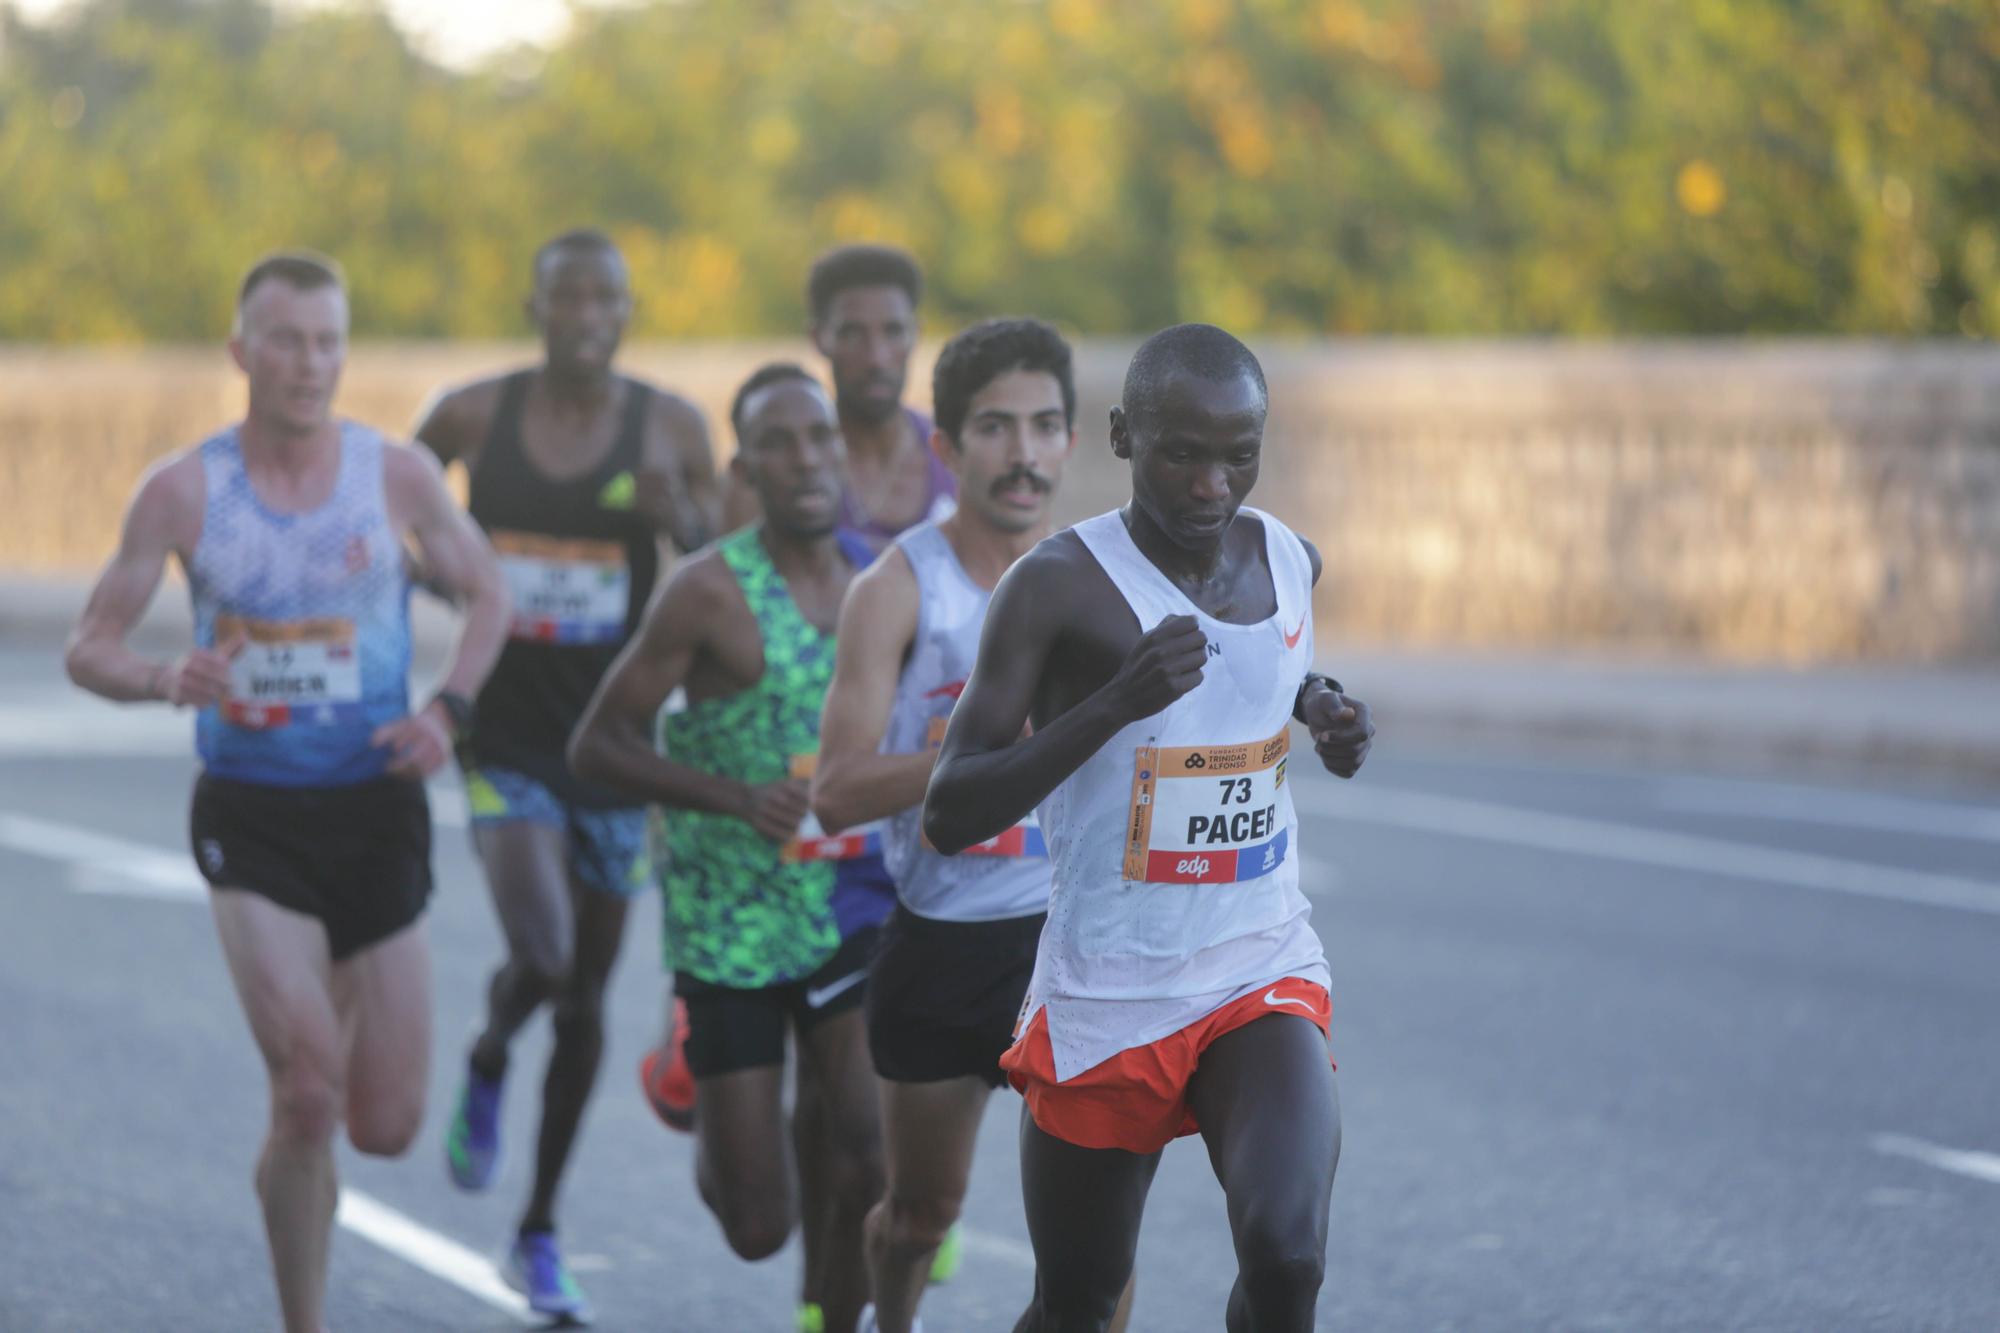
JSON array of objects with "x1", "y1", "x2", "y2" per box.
[{"x1": 656, "y1": 526, "x2": 846, "y2": 987}]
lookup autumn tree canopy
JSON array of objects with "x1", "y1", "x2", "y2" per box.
[{"x1": 2, "y1": 0, "x2": 1995, "y2": 341}]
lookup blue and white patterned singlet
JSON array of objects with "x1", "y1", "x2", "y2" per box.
[{"x1": 187, "y1": 423, "x2": 412, "y2": 787}]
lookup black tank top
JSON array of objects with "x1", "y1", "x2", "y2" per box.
[{"x1": 468, "y1": 371, "x2": 659, "y2": 806}]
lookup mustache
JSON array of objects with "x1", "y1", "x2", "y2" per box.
[{"x1": 990, "y1": 467, "x2": 1053, "y2": 497}]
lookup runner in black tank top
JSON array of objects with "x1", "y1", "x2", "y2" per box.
[
  {"x1": 469, "y1": 367, "x2": 659, "y2": 804},
  {"x1": 414, "y1": 229, "x2": 717, "y2": 1323}
]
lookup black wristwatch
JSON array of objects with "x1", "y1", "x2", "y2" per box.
[
  {"x1": 431, "y1": 690, "x2": 475, "y2": 741},
  {"x1": 1292, "y1": 672, "x2": 1342, "y2": 724}
]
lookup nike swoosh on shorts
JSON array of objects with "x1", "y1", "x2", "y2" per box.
[
  {"x1": 805, "y1": 968, "x2": 869, "y2": 1010},
  {"x1": 1264, "y1": 988, "x2": 1315, "y2": 1011}
]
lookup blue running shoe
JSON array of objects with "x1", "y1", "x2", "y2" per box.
[
  {"x1": 507, "y1": 1230, "x2": 592, "y2": 1325},
  {"x1": 445, "y1": 1062, "x2": 503, "y2": 1191}
]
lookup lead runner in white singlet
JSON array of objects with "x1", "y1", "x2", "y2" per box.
[{"x1": 923, "y1": 324, "x2": 1375, "y2": 1333}]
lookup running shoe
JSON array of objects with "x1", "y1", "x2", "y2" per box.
[
  {"x1": 445, "y1": 1062, "x2": 503, "y2": 1191},
  {"x1": 928, "y1": 1221, "x2": 964, "y2": 1284},
  {"x1": 505, "y1": 1230, "x2": 592, "y2": 1325},
  {"x1": 638, "y1": 998, "x2": 695, "y2": 1132},
  {"x1": 796, "y1": 1301, "x2": 825, "y2": 1333}
]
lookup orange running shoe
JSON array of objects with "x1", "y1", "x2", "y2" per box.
[{"x1": 639, "y1": 998, "x2": 696, "y2": 1132}]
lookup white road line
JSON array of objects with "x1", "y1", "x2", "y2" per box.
[
  {"x1": 958, "y1": 1226, "x2": 1037, "y2": 1271},
  {"x1": 1650, "y1": 776, "x2": 2000, "y2": 844},
  {"x1": 335, "y1": 1188, "x2": 536, "y2": 1322},
  {"x1": 0, "y1": 703, "x2": 190, "y2": 759},
  {"x1": 1870, "y1": 1133, "x2": 2000, "y2": 1187},
  {"x1": 0, "y1": 811, "x2": 204, "y2": 899},
  {"x1": 0, "y1": 789, "x2": 465, "y2": 904},
  {"x1": 1291, "y1": 784, "x2": 2000, "y2": 916},
  {"x1": 430, "y1": 785, "x2": 469, "y2": 828}
]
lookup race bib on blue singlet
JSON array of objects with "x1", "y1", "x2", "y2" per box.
[{"x1": 216, "y1": 614, "x2": 362, "y2": 730}]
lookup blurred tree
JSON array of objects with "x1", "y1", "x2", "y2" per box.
[{"x1": 0, "y1": 0, "x2": 1995, "y2": 340}]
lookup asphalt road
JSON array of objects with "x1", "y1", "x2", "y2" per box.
[{"x1": 3, "y1": 645, "x2": 1998, "y2": 1332}]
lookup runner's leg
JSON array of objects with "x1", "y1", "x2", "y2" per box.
[
  {"x1": 210, "y1": 889, "x2": 345, "y2": 1333},
  {"x1": 468, "y1": 822, "x2": 574, "y2": 1079},
  {"x1": 694, "y1": 1063, "x2": 797, "y2": 1259},
  {"x1": 794, "y1": 1070, "x2": 829, "y2": 1316},
  {"x1": 1185, "y1": 1013, "x2": 1340, "y2": 1333},
  {"x1": 519, "y1": 874, "x2": 629, "y2": 1233},
  {"x1": 866, "y1": 1075, "x2": 989, "y2": 1332},
  {"x1": 335, "y1": 916, "x2": 432, "y2": 1157},
  {"x1": 1012, "y1": 1112, "x2": 1160, "y2": 1333},
  {"x1": 795, "y1": 1008, "x2": 884, "y2": 1333}
]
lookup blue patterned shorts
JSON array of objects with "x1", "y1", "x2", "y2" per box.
[{"x1": 462, "y1": 765, "x2": 652, "y2": 898}]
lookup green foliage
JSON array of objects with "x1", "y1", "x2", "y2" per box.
[{"x1": 3, "y1": 0, "x2": 1996, "y2": 340}]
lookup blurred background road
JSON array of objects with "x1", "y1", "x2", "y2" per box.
[{"x1": 6, "y1": 627, "x2": 1998, "y2": 1332}]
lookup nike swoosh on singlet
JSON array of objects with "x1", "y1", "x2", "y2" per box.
[
  {"x1": 1263, "y1": 988, "x2": 1315, "y2": 1011},
  {"x1": 1282, "y1": 616, "x2": 1306, "y2": 650},
  {"x1": 804, "y1": 968, "x2": 869, "y2": 1010}
]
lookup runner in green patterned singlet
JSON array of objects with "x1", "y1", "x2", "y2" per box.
[{"x1": 571, "y1": 365, "x2": 883, "y2": 1333}]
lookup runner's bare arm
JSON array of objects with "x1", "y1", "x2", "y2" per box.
[
  {"x1": 923, "y1": 545, "x2": 1208, "y2": 853},
  {"x1": 389, "y1": 444, "x2": 509, "y2": 701},
  {"x1": 63, "y1": 457, "x2": 221, "y2": 705},
  {"x1": 411, "y1": 381, "x2": 491, "y2": 469},
  {"x1": 635, "y1": 393, "x2": 719, "y2": 553},
  {"x1": 1289, "y1": 535, "x2": 1375, "y2": 777},
  {"x1": 568, "y1": 559, "x2": 805, "y2": 840},
  {"x1": 811, "y1": 548, "x2": 931, "y2": 833}
]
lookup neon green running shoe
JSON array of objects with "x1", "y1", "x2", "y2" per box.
[
  {"x1": 928, "y1": 1222, "x2": 964, "y2": 1285},
  {"x1": 796, "y1": 1302, "x2": 825, "y2": 1333}
]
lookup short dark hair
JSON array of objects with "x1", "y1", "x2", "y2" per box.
[
  {"x1": 807, "y1": 244, "x2": 922, "y2": 322},
  {"x1": 533, "y1": 227, "x2": 622, "y2": 283},
  {"x1": 931, "y1": 318, "x2": 1076, "y2": 444},
  {"x1": 730, "y1": 362, "x2": 821, "y2": 439},
  {"x1": 1120, "y1": 323, "x2": 1268, "y2": 425},
  {"x1": 237, "y1": 250, "x2": 344, "y2": 308}
]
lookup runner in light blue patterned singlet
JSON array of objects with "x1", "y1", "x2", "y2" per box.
[{"x1": 187, "y1": 422, "x2": 413, "y2": 787}]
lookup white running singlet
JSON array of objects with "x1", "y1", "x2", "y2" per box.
[
  {"x1": 1025, "y1": 506, "x2": 1329, "y2": 1081},
  {"x1": 881, "y1": 521, "x2": 1049, "y2": 922}
]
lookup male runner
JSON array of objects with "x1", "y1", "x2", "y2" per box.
[
  {"x1": 646, "y1": 248, "x2": 952, "y2": 1280},
  {"x1": 63, "y1": 252, "x2": 509, "y2": 1333},
  {"x1": 571, "y1": 365, "x2": 885, "y2": 1333},
  {"x1": 414, "y1": 228, "x2": 717, "y2": 1320},
  {"x1": 812, "y1": 317, "x2": 1103, "y2": 1333},
  {"x1": 719, "y1": 244, "x2": 955, "y2": 548},
  {"x1": 924, "y1": 324, "x2": 1377, "y2": 1333}
]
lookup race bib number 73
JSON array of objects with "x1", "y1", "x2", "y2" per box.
[{"x1": 1123, "y1": 728, "x2": 1290, "y2": 884}]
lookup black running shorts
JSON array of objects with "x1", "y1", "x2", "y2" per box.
[
  {"x1": 676, "y1": 927, "x2": 879, "y2": 1079},
  {"x1": 866, "y1": 904, "x2": 1046, "y2": 1088},
  {"x1": 189, "y1": 773, "x2": 433, "y2": 961}
]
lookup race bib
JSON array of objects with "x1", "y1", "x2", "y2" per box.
[
  {"x1": 779, "y1": 754, "x2": 883, "y2": 863},
  {"x1": 216, "y1": 614, "x2": 360, "y2": 730},
  {"x1": 923, "y1": 715, "x2": 1045, "y2": 858},
  {"x1": 493, "y1": 531, "x2": 629, "y2": 645},
  {"x1": 1123, "y1": 728, "x2": 1290, "y2": 884}
]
